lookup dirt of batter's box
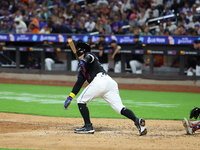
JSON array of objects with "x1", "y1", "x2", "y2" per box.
[{"x1": 0, "y1": 113, "x2": 199, "y2": 150}]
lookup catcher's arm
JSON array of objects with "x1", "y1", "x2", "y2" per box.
[{"x1": 190, "y1": 107, "x2": 200, "y2": 119}]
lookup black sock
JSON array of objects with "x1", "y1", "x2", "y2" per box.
[
  {"x1": 121, "y1": 107, "x2": 138, "y2": 123},
  {"x1": 78, "y1": 103, "x2": 91, "y2": 125}
]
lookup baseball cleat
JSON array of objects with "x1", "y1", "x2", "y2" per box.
[
  {"x1": 74, "y1": 123, "x2": 95, "y2": 134},
  {"x1": 135, "y1": 118, "x2": 147, "y2": 136},
  {"x1": 182, "y1": 118, "x2": 193, "y2": 135}
]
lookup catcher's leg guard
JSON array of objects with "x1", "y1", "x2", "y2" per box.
[
  {"x1": 191, "y1": 120, "x2": 200, "y2": 131},
  {"x1": 182, "y1": 118, "x2": 194, "y2": 134}
]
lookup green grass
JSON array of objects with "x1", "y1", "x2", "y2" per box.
[{"x1": 0, "y1": 83, "x2": 199, "y2": 120}]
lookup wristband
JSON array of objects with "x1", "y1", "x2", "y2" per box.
[{"x1": 69, "y1": 92, "x2": 76, "y2": 99}]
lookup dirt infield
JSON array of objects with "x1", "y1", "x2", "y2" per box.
[
  {"x1": 0, "y1": 113, "x2": 199, "y2": 150},
  {"x1": 0, "y1": 77, "x2": 200, "y2": 150}
]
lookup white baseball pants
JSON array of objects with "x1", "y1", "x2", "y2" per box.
[{"x1": 77, "y1": 73, "x2": 125, "y2": 114}]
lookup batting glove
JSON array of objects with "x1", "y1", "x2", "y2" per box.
[
  {"x1": 64, "y1": 96, "x2": 72, "y2": 110},
  {"x1": 79, "y1": 60, "x2": 85, "y2": 67}
]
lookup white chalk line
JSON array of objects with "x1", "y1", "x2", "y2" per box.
[
  {"x1": 0, "y1": 91, "x2": 179, "y2": 107},
  {"x1": 0, "y1": 120, "x2": 167, "y2": 139}
]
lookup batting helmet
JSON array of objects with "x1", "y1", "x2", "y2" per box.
[{"x1": 76, "y1": 43, "x2": 91, "y2": 56}]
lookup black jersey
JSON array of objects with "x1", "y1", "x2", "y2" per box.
[{"x1": 78, "y1": 52, "x2": 106, "y2": 83}]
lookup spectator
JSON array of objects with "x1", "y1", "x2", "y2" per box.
[
  {"x1": 146, "y1": 3, "x2": 159, "y2": 18},
  {"x1": 14, "y1": 18, "x2": 27, "y2": 33},
  {"x1": 121, "y1": 12, "x2": 129, "y2": 26},
  {"x1": 99, "y1": 3, "x2": 110, "y2": 15},
  {"x1": 165, "y1": 19, "x2": 177, "y2": 34},
  {"x1": 39, "y1": 24, "x2": 51, "y2": 34},
  {"x1": 145, "y1": 11, "x2": 156, "y2": 27},
  {"x1": 84, "y1": 16, "x2": 96, "y2": 33},
  {"x1": 173, "y1": 27, "x2": 181, "y2": 35},
  {"x1": 121, "y1": 0, "x2": 132, "y2": 13},
  {"x1": 140, "y1": 26, "x2": 152, "y2": 36},
  {"x1": 51, "y1": 20, "x2": 73, "y2": 34},
  {"x1": 184, "y1": 18, "x2": 193, "y2": 30},
  {"x1": 0, "y1": 20, "x2": 9, "y2": 33},
  {"x1": 13, "y1": 10, "x2": 23, "y2": 21},
  {"x1": 160, "y1": 6, "x2": 174, "y2": 16},
  {"x1": 129, "y1": 34, "x2": 144, "y2": 74},
  {"x1": 97, "y1": 0, "x2": 109, "y2": 6},
  {"x1": 186, "y1": 10, "x2": 194, "y2": 22},
  {"x1": 28, "y1": 15, "x2": 40, "y2": 34},
  {"x1": 192, "y1": 29, "x2": 198, "y2": 36},
  {"x1": 25, "y1": 53, "x2": 41, "y2": 69},
  {"x1": 164, "y1": 0, "x2": 174, "y2": 8},
  {"x1": 181, "y1": 2, "x2": 192, "y2": 15},
  {"x1": 110, "y1": 40, "x2": 122, "y2": 73},
  {"x1": 8, "y1": 0, "x2": 17, "y2": 13},
  {"x1": 188, "y1": 16, "x2": 200, "y2": 28},
  {"x1": 37, "y1": 7, "x2": 50, "y2": 21},
  {"x1": 100, "y1": 18, "x2": 112, "y2": 35},
  {"x1": 111, "y1": 1, "x2": 121, "y2": 13},
  {"x1": 94, "y1": 17, "x2": 102, "y2": 32},
  {"x1": 138, "y1": 6, "x2": 148, "y2": 26},
  {"x1": 170, "y1": 0, "x2": 181, "y2": 14},
  {"x1": 110, "y1": 15, "x2": 123, "y2": 34},
  {"x1": 70, "y1": 21, "x2": 80, "y2": 34},
  {"x1": 177, "y1": 12, "x2": 187, "y2": 23},
  {"x1": 194, "y1": 24, "x2": 200, "y2": 34},
  {"x1": 155, "y1": 23, "x2": 165, "y2": 35},
  {"x1": 179, "y1": 25, "x2": 188, "y2": 35},
  {"x1": 38, "y1": 16, "x2": 47, "y2": 30},
  {"x1": 129, "y1": 13, "x2": 140, "y2": 28}
]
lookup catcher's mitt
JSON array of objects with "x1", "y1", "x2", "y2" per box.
[{"x1": 190, "y1": 107, "x2": 200, "y2": 119}]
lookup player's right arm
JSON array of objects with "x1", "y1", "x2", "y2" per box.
[{"x1": 64, "y1": 76, "x2": 86, "y2": 110}]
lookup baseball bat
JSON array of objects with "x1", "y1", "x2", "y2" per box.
[{"x1": 67, "y1": 38, "x2": 79, "y2": 60}]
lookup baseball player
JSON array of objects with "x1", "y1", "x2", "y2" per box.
[
  {"x1": 64, "y1": 42, "x2": 147, "y2": 136},
  {"x1": 182, "y1": 107, "x2": 200, "y2": 134},
  {"x1": 110, "y1": 40, "x2": 122, "y2": 73},
  {"x1": 128, "y1": 34, "x2": 144, "y2": 74}
]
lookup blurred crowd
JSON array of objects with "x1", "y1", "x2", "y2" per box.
[{"x1": 0, "y1": 0, "x2": 200, "y2": 36}]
